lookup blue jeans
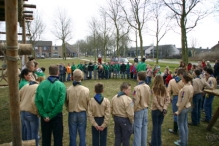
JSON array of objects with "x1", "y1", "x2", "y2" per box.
[
  {"x1": 94, "y1": 70, "x2": 97, "y2": 80},
  {"x1": 172, "y1": 95, "x2": 178, "y2": 122},
  {"x1": 59, "y1": 74, "x2": 65, "y2": 82},
  {"x1": 146, "y1": 76, "x2": 151, "y2": 85},
  {"x1": 113, "y1": 69, "x2": 119, "y2": 78},
  {"x1": 191, "y1": 93, "x2": 202, "y2": 124},
  {"x1": 69, "y1": 111, "x2": 87, "y2": 146},
  {"x1": 67, "y1": 73, "x2": 71, "y2": 81},
  {"x1": 204, "y1": 94, "x2": 215, "y2": 121},
  {"x1": 126, "y1": 70, "x2": 130, "y2": 79},
  {"x1": 105, "y1": 70, "x2": 109, "y2": 79},
  {"x1": 92, "y1": 117, "x2": 107, "y2": 146},
  {"x1": 121, "y1": 71, "x2": 125, "y2": 79},
  {"x1": 151, "y1": 110, "x2": 164, "y2": 146},
  {"x1": 21, "y1": 111, "x2": 39, "y2": 146},
  {"x1": 133, "y1": 108, "x2": 148, "y2": 146},
  {"x1": 114, "y1": 116, "x2": 133, "y2": 146},
  {"x1": 88, "y1": 71, "x2": 92, "y2": 79},
  {"x1": 178, "y1": 108, "x2": 190, "y2": 146}
]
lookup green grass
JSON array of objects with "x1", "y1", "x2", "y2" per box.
[{"x1": 0, "y1": 58, "x2": 219, "y2": 145}]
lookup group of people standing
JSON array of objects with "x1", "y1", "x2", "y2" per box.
[{"x1": 18, "y1": 56, "x2": 218, "y2": 146}]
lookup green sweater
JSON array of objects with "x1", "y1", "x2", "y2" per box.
[
  {"x1": 137, "y1": 62, "x2": 147, "y2": 72},
  {"x1": 71, "y1": 65, "x2": 76, "y2": 71},
  {"x1": 35, "y1": 76, "x2": 66, "y2": 119},
  {"x1": 19, "y1": 79, "x2": 29, "y2": 89}
]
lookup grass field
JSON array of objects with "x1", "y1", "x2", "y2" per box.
[{"x1": 0, "y1": 58, "x2": 219, "y2": 146}]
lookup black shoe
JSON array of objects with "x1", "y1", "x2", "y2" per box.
[
  {"x1": 168, "y1": 129, "x2": 177, "y2": 134},
  {"x1": 188, "y1": 122, "x2": 198, "y2": 126},
  {"x1": 201, "y1": 119, "x2": 210, "y2": 123}
]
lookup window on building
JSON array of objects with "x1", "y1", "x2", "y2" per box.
[
  {"x1": 43, "y1": 46, "x2": 49, "y2": 50},
  {"x1": 53, "y1": 47, "x2": 58, "y2": 50},
  {"x1": 34, "y1": 47, "x2": 38, "y2": 50}
]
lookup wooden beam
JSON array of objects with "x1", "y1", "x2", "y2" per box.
[
  {"x1": 23, "y1": 14, "x2": 32, "y2": 18},
  {"x1": 23, "y1": 10, "x2": 33, "y2": 13},
  {"x1": 0, "y1": 32, "x2": 31, "y2": 36},
  {"x1": 206, "y1": 106, "x2": 219, "y2": 131},
  {"x1": 23, "y1": 4, "x2": 36, "y2": 8},
  {"x1": 5, "y1": 0, "x2": 22, "y2": 145}
]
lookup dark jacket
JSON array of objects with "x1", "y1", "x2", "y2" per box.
[
  {"x1": 120, "y1": 64, "x2": 126, "y2": 72},
  {"x1": 88, "y1": 63, "x2": 94, "y2": 71}
]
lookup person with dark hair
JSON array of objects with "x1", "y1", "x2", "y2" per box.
[
  {"x1": 150, "y1": 75, "x2": 170, "y2": 146},
  {"x1": 167, "y1": 69, "x2": 186, "y2": 135},
  {"x1": 188, "y1": 70, "x2": 211, "y2": 126},
  {"x1": 88, "y1": 83, "x2": 110, "y2": 146},
  {"x1": 19, "y1": 68, "x2": 32, "y2": 89},
  {"x1": 133, "y1": 71, "x2": 151, "y2": 146},
  {"x1": 174, "y1": 73, "x2": 194, "y2": 146},
  {"x1": 35, "y1": 65, "x2": 66, "y2": 146},
  {"x1": 202, "y1": 68, "x2": 217, "y2": 123},
  {"x1": 111, "y1": 82, "x2": 134, "y2": 146},
  {"x1": 66, "y1": 69, "x2": 90, "y2": 146}
]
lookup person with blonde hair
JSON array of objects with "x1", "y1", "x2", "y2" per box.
[
  {"x1": 66, "y1": 69, "x2": 90, "y2": 146},
  {"x1": 149, "y1": 75, "x2": 170, "y2": 146}
]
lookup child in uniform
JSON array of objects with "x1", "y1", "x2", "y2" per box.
[
  {"x1": 111, "y1": 82, "x2": 134, "y2": 146},
  {"x1": 88, "y1": 83, "x2": 110, "y2": 146},
  {"x1": 150, "y1": 75, "x2": 170, "y2": 146},
  {"x1": 66, "y1": 69, "x2": 90, "y2": 146},
  {"x1": 133, "y1": 71, "x2": 151, "y2": 146}
]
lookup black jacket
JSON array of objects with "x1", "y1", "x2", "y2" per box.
[
  {"x1": 120, "y1": 64, "x2": 126, "y2": 72},
  {"x1": 88, "y1": 63, "x2": 94, "y2": 71}
]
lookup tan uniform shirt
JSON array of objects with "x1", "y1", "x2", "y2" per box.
[
  {"x1": 207, "y1": 76, "x2": 217, "y2": 90},
  {"x1": 193, "y1": 77, "x2": 211, "y2": 95},
  {"x1": 66, "y1": 85, "x2": 90, "y2": 112},
  {"x1": 19, "y1": 84, "x2": 38, "y2": 115},
  {"x1": 133, "y1": 83, "x2": 151, "y2": 112},
  {"x1": 176, "y1": 83, "x2": 194, "y2": 114},
  {"x1": 88, "y1": 98, "x2": 110, "y2": 128},
  {"x1": 167, "y1": 78, "x2": 184, "y2": 96},
  {"x1": 111, "y1": 94, "x2": 134, "y2": 123},
  {"x1": 151, "y1": 92, "x2": 170, "y2": 111}
]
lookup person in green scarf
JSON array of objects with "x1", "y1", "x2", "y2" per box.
[{"x1": 19, "y1": 68, "x2": 32, "y2": 89}]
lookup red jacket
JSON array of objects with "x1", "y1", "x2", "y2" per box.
[
  {"x1": 165, "y1": 74, "x2": 172, "y2": 85},
  {"x1": 202, "y1": 62, "x2": 206, "y2": 68}
]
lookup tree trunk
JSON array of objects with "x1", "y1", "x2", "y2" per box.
[
  {"x1": 62, "y1": 40, "x2": 66, "y2": 60},
  {"x1": 135, "y1": 30, "x2": 138, "y2": 57},
  {"x1": 156, "y1": 40, "x2": 159, "y2": 64},
  {"x1": 138, "y1": 28, "x2": 143, "y2": 59},
  {"x1": 181, "y1": 1, "x2": 186, "y2": 63}
]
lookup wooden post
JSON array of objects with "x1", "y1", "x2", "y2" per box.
[
  {"x1": 22, "y1": 15, "x2": 28, "y2": 63},
  {"x1": 5, "y1": 0, "x2": 22, "y2": 145},
  {"x1": 206, "y1": 106, "x2": 219, "y2": 131}
]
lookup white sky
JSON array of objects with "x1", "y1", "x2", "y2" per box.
[{"x1": 27, "y1": 0, "x2": 219, "y2": 48}]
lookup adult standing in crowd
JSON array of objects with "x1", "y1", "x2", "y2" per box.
[
  {"x1": 35, "y1": 65, "x2": 66, "y2": 146},
  {"x1": 214, "y1": 60, "x2": 219, "y2": 83},
  {"x1": 202, "y1": 68, "x2": 217, "y2": 123}
]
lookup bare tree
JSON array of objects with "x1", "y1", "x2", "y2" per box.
[
  {"x1": 164, "y1": 0, "x2": 213, "y2": 64},
  {"x1": 121, "y1": 0, "x2": 150, "y2": 59},
  {"x1": 88, "y1": 17, "x2": 99, "y2": 62},
  {"x1": 190, "y1": 37, "x2": 199, "y2": 57},
  {"x1": 149, "y1": 0, "x2": 172, "y2": 64},
  {"x1": 26, "y1": 12, "x2": 45, "y2": 58},
  {"x1": 52, "y1": 9, "x2": 73, "y2": 60},
  {"x1": 99, "y1": 8, "x2": 113, "y2": 62},
  {"x1": 105, "y1": 0, "x2": 130, "y2": 57}
]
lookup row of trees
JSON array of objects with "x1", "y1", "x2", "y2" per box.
[{"x1": 27, "y1": 0, "x2": 216, "y2": 64}]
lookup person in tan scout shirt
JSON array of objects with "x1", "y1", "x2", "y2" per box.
[
  {"x1": 88, "y1": 83, "x2": 110, "y2": 146},
  {"x1": 202, "y1": 68, "x2": 217, "y2": 123},
  {"x1": 132, "y1": 71, "x2": 151, "y2": 146},
  {"x1": 149, "y1": 75, "x2": 170, "y2": 146},
  {"x1": 174, "y1": 73, "x2": 194, "y2": 146},
  {"x1": 111, "y1": 82, "x2": 134, "y2": 146},
  {"x1": 66, "y1": 69, "x2": 90, "y2": 146},
  {"x1": 167, "y1": 68, "x2": 186, "y2": 134}
]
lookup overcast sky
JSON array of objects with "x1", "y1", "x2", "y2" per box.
[{"x1": 26, "y1": 0, "x2": 219, "y2": 49}]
